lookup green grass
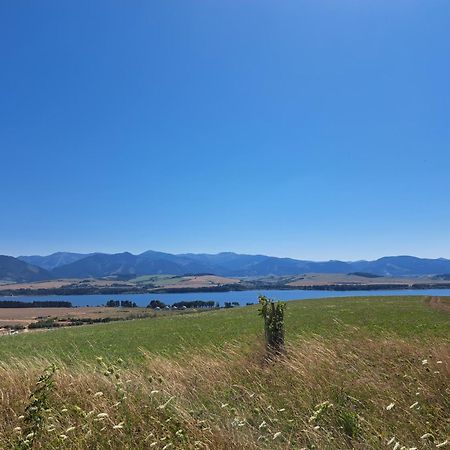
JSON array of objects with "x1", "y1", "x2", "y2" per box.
[
  {"x1": 0, "y1": 296, "x2": 449, "y2": 365},
  {"x1": 0, "y1": 295, "x2": 448, "y2": 449}
]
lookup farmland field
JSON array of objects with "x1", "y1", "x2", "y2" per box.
[
  {"x1": 0, "y1": 306, "x2": 151, "y2": 329},
  {"x1": 0, "y1": 296, "x2": 449, "y2": 449}
]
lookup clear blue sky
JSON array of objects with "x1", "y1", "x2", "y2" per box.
[{"x1": 1, "y1": 0, "x2": 449, "y2": 260}]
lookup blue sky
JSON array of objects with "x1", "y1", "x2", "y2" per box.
[{"x1": 1, "y1": 0, "x2": 449, "y2": 260}]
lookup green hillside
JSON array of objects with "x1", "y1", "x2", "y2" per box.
[{"x1": 1, "y1": 296, "x2": 448, "y2": 364}]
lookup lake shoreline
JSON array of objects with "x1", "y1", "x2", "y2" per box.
[{"x1": 2, "y1": 281, "x2": 450, "y2": 297}]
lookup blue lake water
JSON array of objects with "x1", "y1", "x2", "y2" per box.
[{"x1": 1, "y1": 289, "x2": 450, "y2": 307}]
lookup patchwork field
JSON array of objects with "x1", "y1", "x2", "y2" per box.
[
  {"x1": 0, "y1": 296, "x2": 448, "y2": 449},
  {"x1": 0, "y1": 306, "x2": 151, "y2": 329},
  {"x1": 2, "y1": 273, "x2": 450, "y2": 297}
]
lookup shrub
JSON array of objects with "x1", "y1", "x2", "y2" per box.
[{"x1": 258, "y1": 295, "x2": 286, "y2": 354}]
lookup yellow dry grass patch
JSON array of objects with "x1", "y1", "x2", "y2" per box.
[{"x1": 1, "y1": 335, "x2": 448, "y2": 449}]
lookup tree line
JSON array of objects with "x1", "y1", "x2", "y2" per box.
[
  {"x1": 105, "y1": 300, "x2": 137, "y2": 308},
  {"x1": 0, "y1": 300, "x2": 72, "y2": 308},
  {"x1": 146, "y1": 300, "x2": 218, "y2": 309}
]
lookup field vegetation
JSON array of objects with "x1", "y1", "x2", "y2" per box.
[{"x1": 0, "y1": 296, "x2": 448, "y2": 449}]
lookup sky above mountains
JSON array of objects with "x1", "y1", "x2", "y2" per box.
[{"x1": 1, "y1": 1, "x2": 449, "y2": 260}]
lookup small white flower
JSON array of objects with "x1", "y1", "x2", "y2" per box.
[
  {"x1": 421, "y1": 433, "x2": 434, "y2": 440},
  {"x1": 422, "y1": 359, "x2": 428, "y2": 365}
]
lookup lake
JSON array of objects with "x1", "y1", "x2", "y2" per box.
[{"x1": 1, "y1": 288, "x2": 450, "y2": 307}]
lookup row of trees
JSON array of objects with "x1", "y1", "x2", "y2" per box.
[
  {"x1": 146, "y1": 300, "x2": 219, "y2": 309},
  {"x1": 105, "y1": 300, "x2": 137, "y2": 308},
  {"x1": 0, "y1": 300, "x2": 72, "y2": 308}
]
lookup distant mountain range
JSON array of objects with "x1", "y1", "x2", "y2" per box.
[
  {"x1": 0, "y1": 255, "x2": 53, "y2": 283},
  {"x1": 0, "y1": 251, "x2": 444, "y2": 283}
]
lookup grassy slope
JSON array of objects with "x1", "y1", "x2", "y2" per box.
[
  {"x1": 0, "y1": 296, "x2": 449, "y2": 449},
  {"x1": 0, "y1": 296, "x2": 449, "y2": 365}
]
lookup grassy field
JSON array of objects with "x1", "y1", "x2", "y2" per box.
[
  {"x1": 0, "y1": 296, "x2": 448, "y2": 449},
  {"x1": 0, "y1": 296, "x2": 448, "y2": 364}
]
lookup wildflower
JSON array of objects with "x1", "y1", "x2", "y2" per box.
[
  {"x1": 436, "y1": 440, "x2": 448, "y2": 448},
  {"x1": 158, "y1": 396, "x2": 174, "y2": 409},
  {"x1": 273, "y1": 432, "x2": 282, "y2": 439},
  {"x1": 421, "y1": 433, "x2": 434, "y2": 440},
  {"x1": 386, "y1": 403, "x2": 395, "y2": 411}
]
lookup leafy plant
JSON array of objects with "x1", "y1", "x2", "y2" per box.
[
  {"x1": 15, "y1": 364, "x2": 57, "y2": 449},
  {"x1": 258, "y1": 295, "x2": 286, "y2": 354}
]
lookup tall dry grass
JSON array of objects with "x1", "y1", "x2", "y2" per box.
[{"x1": 0, "y1": 334, "x2": 448, "y2": 449}]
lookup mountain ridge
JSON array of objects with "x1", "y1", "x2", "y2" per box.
[{"x1": 3, "y1": 251, "x2": 449, "y2": 281}]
